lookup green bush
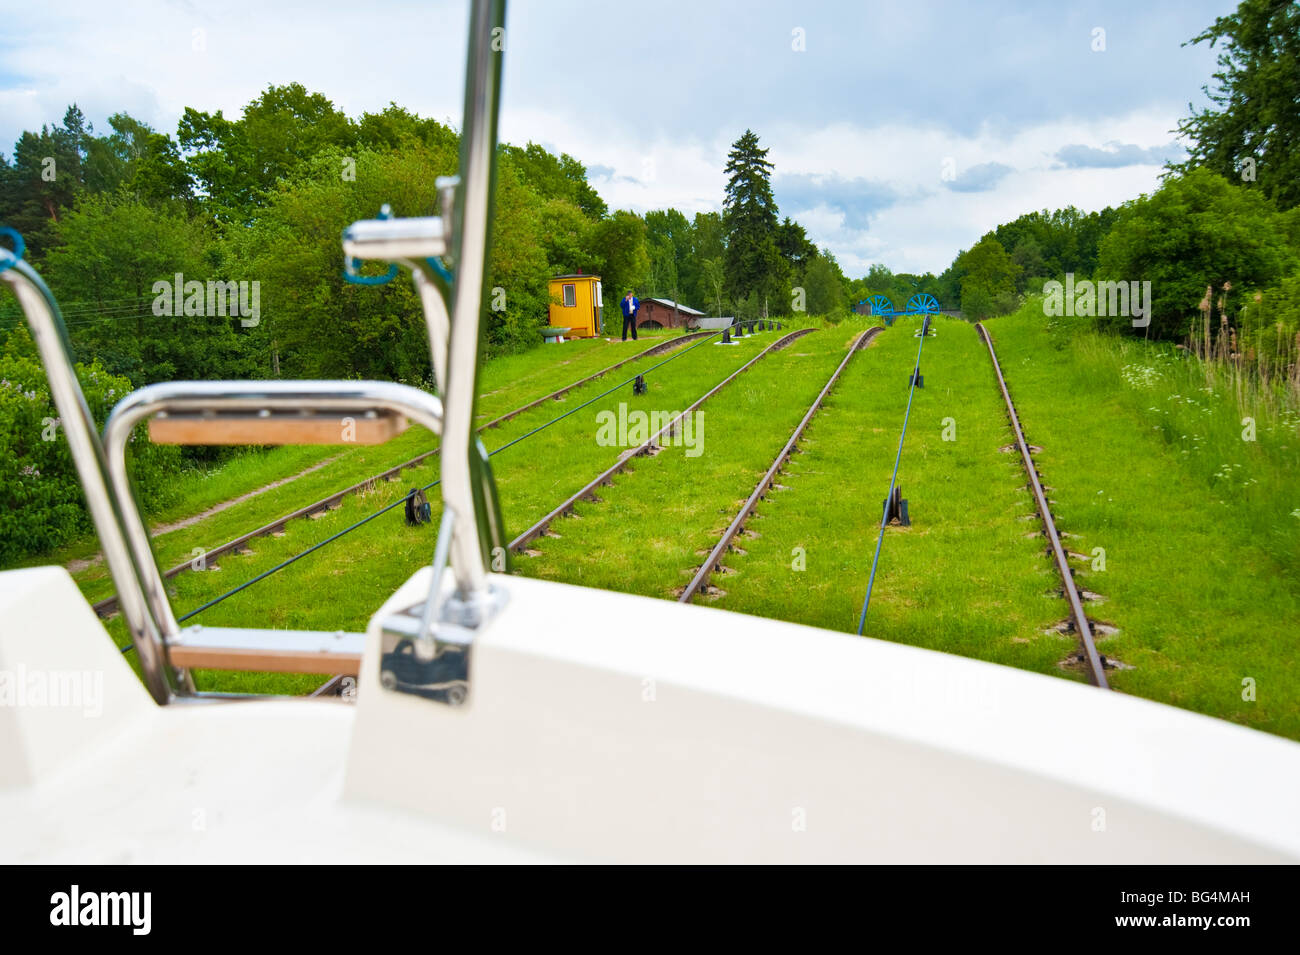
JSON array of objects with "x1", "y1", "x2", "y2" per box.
[
  {"x1": 0, "y1": 330, "x2": 183, "y2": 562},
  {"x1": 1241, "y1": 270, "x2": 1300, "y2": 382},
  {"x1": 822, "y1": 304, "x2": 850, "y2": 326},
  {"x1": 1096, "y1": 168, "x2": 1299, "y2": 339}
]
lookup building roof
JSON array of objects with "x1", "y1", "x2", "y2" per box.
[
  {"x1": 645, "y1": 298, "x2": 706, "y2": 316},
  {"x1": 552, "y1": 273, "x2": 601, "y2": 281}
]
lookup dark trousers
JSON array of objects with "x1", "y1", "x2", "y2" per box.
[{"x1": 622, "y1": 313, "x2": 638, "y2": 341}]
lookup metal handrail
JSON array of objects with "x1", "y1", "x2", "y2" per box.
[
  {"x1": 440, "y1": 0, "x2": 505, "y2": 608},
  {"x1": 106, "y1": 379, "x2": 447, "y2": 419},
  {"x1": 99, "y1": 380, "x2": 446, "y2": 700},
  {"x1": 345, "y1": 0, "x2": 508, "y2": 674},
  {"x1": 2, "y1": 0, "x2": 510, "y2": 706},
  {"x1": 0, "y1": 256, "x2": 177, "y2": 702}
]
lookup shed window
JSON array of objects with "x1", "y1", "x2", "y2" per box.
[{"x1": 562, "y1": 283, "x2": 576, "y2": 308}]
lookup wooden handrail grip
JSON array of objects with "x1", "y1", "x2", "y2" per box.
[
  {"x1": 167, "y1": 646, "x2": 362, "y2": 675},
  {"x1": 149, "y1": 411, "x2": 409, "y2": 446}
]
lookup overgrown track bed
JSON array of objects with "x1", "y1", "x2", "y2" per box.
[
  {"x1": 477, "y1": 331, "x2": 711, "y2": 430},
  {"x1": 513, "y1": 325, "x2": 864, "y2": 598},
  {"x1": 89, "y1": 331, "x2": 713, "y2": 618},
  {"x1": 679, "y1": 327, "x2": 880, "y2": 603},
  {"x1": 977, "y1": 322, "x2": 1109, "y2": 688},
  {"x1": 712, "y1": 317, "x2": 1072, "y2": 679},
  {"x1": 508, "y1": 328, "x2": 815, "y2": 552},
  {"x1": 973, "y1": 306, "x2": 1299, "y2": 739}
]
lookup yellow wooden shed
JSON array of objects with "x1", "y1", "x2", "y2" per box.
[{"x1": 548, "y1": 274, "x2": 603, "y2": 338}]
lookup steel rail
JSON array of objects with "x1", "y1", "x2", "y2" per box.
[
  {"x1": 975, "y1": 322, "x2": 1109, "y2": 689},
  {"x1": 479, "y1": 331, "x2": 711, "y2": 430},
  {"x1": 509, "y1": 328, "x2": 817, "y2": 553},
  {"x1": 89, "y1": 332, "x2": 714, "y2": 618},
  {"x1": 679, "y1": 327, "x2": 881, "y2": 603},
  {"x1": 309, "y1": 674, "x2": 350, "y2": 697}
]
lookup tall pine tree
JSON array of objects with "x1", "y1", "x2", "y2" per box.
[{"x1": 722, "y1": 130, "x2": 782, "y2": 308}]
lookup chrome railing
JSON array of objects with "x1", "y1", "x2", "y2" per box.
[
  {"x1": 1, "y1": 0, "x2": 510, "y2": 706},
  {"x1": 101, "y1": 380, "x2": 449, "y2": 702},
  {"x1": 345, "y1": 0, "x2": 509, "y2": 706},
  {"x1": 0, "y1": 255, "x2": 186, "y2": 703}
]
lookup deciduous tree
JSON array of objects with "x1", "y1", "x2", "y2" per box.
[{"x1": 1174, "y1": 0, "x2": 1300, "y2": 210}]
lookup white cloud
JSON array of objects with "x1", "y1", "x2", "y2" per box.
[
  {"x1": 0, "y1": 0, "x2": 1217, "y2": 280},
  {"x1": 557, "y1": 109, "x2": 1183, "y2": 275}
]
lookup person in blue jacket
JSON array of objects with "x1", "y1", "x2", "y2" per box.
[{"x1": 620, "y1": 291, "x2": 640, "y2": 341}]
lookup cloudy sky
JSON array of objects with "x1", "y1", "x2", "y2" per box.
[{"x1": 0, "y1": 0, "x2": 1231, "y2": 276}]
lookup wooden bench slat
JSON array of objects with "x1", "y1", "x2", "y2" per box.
[
  {"x1": 166, "y1": 626, "x2": 367, "y2": 675},
  {"x1": 149, "y1": 411, "x2": 408, "y2": 446},
  {"x1": 168, "y1": 646, "x2": 362, "y2": 675}
]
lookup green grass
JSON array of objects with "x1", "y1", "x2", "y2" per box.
[
  {"x1": 69, "y1": 308, "x2": 1300, "y2": 741},
  {"x1": 25, "y1": 444, "x2": 338, "y2": 574},
  {"x1": 711, "y1": 316, "x2": 1071, "y2": 677},
  {"x1": 979, "y1": 302, "x2": 1300, "y2": 738},
  {"x1": 711, "y1": 310, "x2": 1300, "y2": 738},
  {"x1": 516, "y1": 325, "x2": 861, "y2": 596},
  {"x1": 475, "y1": 330, "x2": 677, "y2": 417},
  {"x1": 490, "y1": 328, "x2": 782, "y2": 539}
]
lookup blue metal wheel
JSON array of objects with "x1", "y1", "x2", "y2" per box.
[
  {"x1": 867, "y1": 294, "x2": 893, "y2": 318},
  {"x1": 906, "y1": 293, "x2": 939, "y2": 315}
]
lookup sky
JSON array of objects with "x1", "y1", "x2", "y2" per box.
[{"x1": 0, "y1": 0, "x2": 1233, "y2": 277}]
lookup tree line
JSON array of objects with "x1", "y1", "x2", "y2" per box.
[
  {"x1": 2, "y1": 0, "x2": 1294, "y2": 375},
  {"x1": 0, "y1": 91, "x2": 855, "y2": 397},
  {"x1": 0, "y1": 89, "x2": 849, "y2": 561},
  {"x1": 0, "y1": 88, "x2": 619, "y2": 386}
]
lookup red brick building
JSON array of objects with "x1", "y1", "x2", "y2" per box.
[{"x1": 638, "y1": 298, "x2": 706, "y2": 330}]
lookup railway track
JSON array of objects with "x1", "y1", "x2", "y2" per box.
[
  {"x1": 678, "y1": 326, "x2": 881, "y2": 603},
  {"x1": 509, "y1": 327, "x2": 817, "y2": 553},
  {"x1": 975, "y1": 321, "x2": 1110, "y2": 689},
  {"x1": 91, "y1": 331, "x2": 713, "y2": 618}
]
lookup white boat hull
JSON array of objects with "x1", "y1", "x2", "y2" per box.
[{"x1": 2, "y1": 565, "x2": 1297, "y2": 863}]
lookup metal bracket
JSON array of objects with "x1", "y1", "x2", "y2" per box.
[
  {"x1": 909, "y1": 369, "x2": 924, "y2": 388},
  {"x1": 883, "y1": 486, "x2": 911, "y2": 527},
  {"x1": 378, "y1": 509, "x2": 507, "y2": 707},
  {"x1": 379, "y1": 604, "x2": 474, "y2": 706}
]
